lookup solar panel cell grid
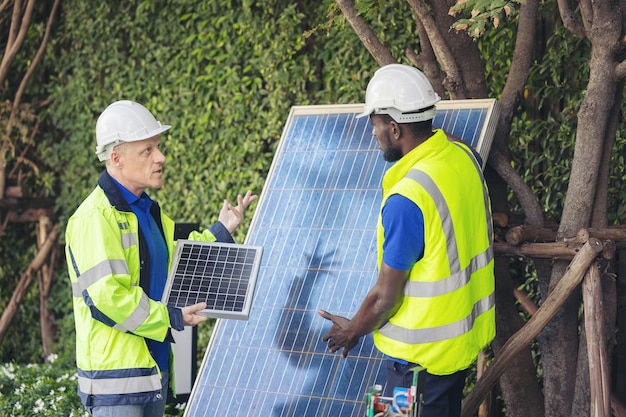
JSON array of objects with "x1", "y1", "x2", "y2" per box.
[{"x1": 162, "y1": 240, "x2": 262, "y2": 319}]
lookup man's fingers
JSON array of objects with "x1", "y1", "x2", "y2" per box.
[
  {"x1": 188, "y1": 302, "x2": 207, "y2": 313},
  {"x1": 318, "y1": 309, "x2": 333, "y2": 321}
]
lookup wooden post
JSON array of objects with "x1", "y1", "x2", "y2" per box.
[
  {"x1": 494, "y1": 241, "x2": 584, "y2": 260},
  {"x1": 582, "y1": 263, "x2": 611, "y2": 417},
  {"x1": 37, "y1": 216, "x2": 56, "y2": 359},
  {"x1": 461, "y1": 238, "x2": 604, "y2": 417},
  {"x1": 0, "y1": 226, "x2": 58, "y2": 345},
  {"x1": 505, "y1": 225, "x2": 557, "y2": 245},
  {"x1": 477, "y1": 351, "x2": 492, "y2": 417}
]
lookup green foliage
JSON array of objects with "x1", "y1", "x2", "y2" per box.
[
  {"x1": 476, "y1": 14, "x2": 516, "y2": 97},
  {"x1": 450, "y1": 0, "x2": 521, "y2": 39},
  {"x1": 0, "y1": 355, "x2": 87, "y2": 417},
  {"x1": 609, "y1": 121, "x2": 626, "y2": 224}
]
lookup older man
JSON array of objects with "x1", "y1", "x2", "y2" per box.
[{"x1": 65, "y1": 100, "x2": 257, "y2": 417}]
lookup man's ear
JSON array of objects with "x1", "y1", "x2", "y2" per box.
[
  {"x1": 109, "y1": 148, "x2": 122, "y2": 166},
  {"x1": 390, "y1": 120, "x2": 401, "y2": 140}
]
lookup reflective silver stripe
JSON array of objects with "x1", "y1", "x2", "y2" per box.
[
  {"x1": 405, "y1": 249, "x2": 493, "y2": 297},
  {"x1": 378, "y1": 292, "x2": 495, "y2": 344},
  {"x1": 453, "y1": 143, "x2": 493, "y2": 242},
  {"x1": 113, "y1": 323, "x2": 128, "y2": 332},
  {"x1": 71, "y1": 259, "x2": 130, "y2": 297},
  {"x1": 403, "y1": 147, "x2": 494, "y2": 298},
  {"x1": 78, "y1": 373, "x2": 161, "y2": 395},
  {"x1": 405, "y1": 169, "x2": 459, "y2": 273},
  {"x1": 74, "y1": 281, "x2": 139, "y2": 297},
  {"x1": 121, "y1": 232, "x2": 137, "y2": 248},
  {"x1": 118, "y1": 293, "x2": 151, "y2": 332}
]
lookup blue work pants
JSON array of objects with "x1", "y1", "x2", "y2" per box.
[{"x1": 385, "y1": 360, "x2": 467, "y2": 417}]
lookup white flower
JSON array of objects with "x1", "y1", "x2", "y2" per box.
[
  {"x1": 33, "y1": 398, "x2": 45, "y2": 412},
  {"x1": 15, "y1": 402, "x2": 22, "y2": 410},
  {"x1": 46, "y1": 353, "x2": 59, "y2": 363},
  {"x1": 1, "y1": 363, "x2": 16, "y2": 379},
  {"x1": 56, "y1": 373, "x2": 70, "y2": 382}
]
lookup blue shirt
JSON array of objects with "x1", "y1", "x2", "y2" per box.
[
  {"x1": 112, "y1": 178, "x2": 170, "y2": 372},
  {"x1": 382, "y1": 194, "x2": 425, "y2": 271}
]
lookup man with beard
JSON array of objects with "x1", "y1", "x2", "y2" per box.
[{"x1": 319, "y1": 64, "x2": 495, "y2": 417}]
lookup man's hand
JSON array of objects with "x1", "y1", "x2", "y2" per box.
[
  {"x1": 218, "y1": 190, "x2": 259, "y2": 233},
  {"x1": 181, "y1": 302, "x2": 208, "y2": 326},
  {"x1": 319, "y1": 310, "x2": 360, "y2": 358}
]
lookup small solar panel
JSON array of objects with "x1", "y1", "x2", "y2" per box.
[{"x1": 162, "y1": 240, "x2": 263, "y2": 320}]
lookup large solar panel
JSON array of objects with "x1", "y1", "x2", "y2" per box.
[
  {"x1": 162, "y1": 240, "x2": 263, "y2": 320},
  {"x1": 183, "y1": 100, "x2": 499, "y2": 416}
]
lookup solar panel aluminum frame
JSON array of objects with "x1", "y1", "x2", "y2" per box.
[
  {"x1": 433, "y1": 98, "x2": 500, "y2": 162},
  {"x1": 162, "y1": 240, "x2": 263, "y2": 320}
]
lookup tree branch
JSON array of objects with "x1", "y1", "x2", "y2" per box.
[
  {"x1": 556, "y1": 0, "x2": 586, "y2": 38},
  {"x1": 0, "y1": 0, "x2": 11, "y2": 16},
  {"x1": 579, "y1": 0, "x2": 594, "y2": 36},
  {"x1": 405, "y1": 0, "x2": 467, "y2": 98},
  {"x1": 495, "y1": 0, "x2": 538, "y2": 150},
  {"x1": 11, "y1": 0, "x2": 60, "y2": 116},
  {"x1": 488, "y1": 149, "x2": 544, "y2": 227},
  {"x1": 405, "y1": 13, "x2": 446, "y2": 97},
  {"x1": 333, "y1": 0, "x2": 396, "y2": 66},
  {"x1": 616, "y1": 60, "x2": 626, "y2": 79},
  {"x1": 0, "y1": 0, "x2": 36, "y2": 86}
]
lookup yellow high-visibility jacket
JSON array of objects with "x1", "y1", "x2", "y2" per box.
[
  {"x1": 373, "y1": 129, "x2": 495, "y2": 375},
  {"x1": 65, "y1": 171, "x2": 228, "y2": 407}
]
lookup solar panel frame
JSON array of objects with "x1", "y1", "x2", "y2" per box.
[
  {"x1": 162, "y1": 240, "x2": 263, "y2": 320},
  {"x1": 183, "y1": 100, "x2": 499, "y2": 417}
]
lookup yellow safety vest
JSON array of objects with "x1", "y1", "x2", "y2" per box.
[
  {"x1": 373, "y1": 129, "x2": 495, "y2": 375},
  {"x1": 65, "y1": 171, "x2": 218, "y2": 406}
]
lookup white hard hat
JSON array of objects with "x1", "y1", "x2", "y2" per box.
[
  {"x1": 357, "y1": 64, "x2": 441, "y2": 123},
  {"x1": 95, "y1": 100, "x2": 171, "y2": 161}
]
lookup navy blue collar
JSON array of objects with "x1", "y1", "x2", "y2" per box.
[{"x1": 98, "y1": 170, "x2": 132, "y2": 212}]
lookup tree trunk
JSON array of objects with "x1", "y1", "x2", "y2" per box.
[{"x1": 542, "y1": 2, "x2": 621, "y2": 415}]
